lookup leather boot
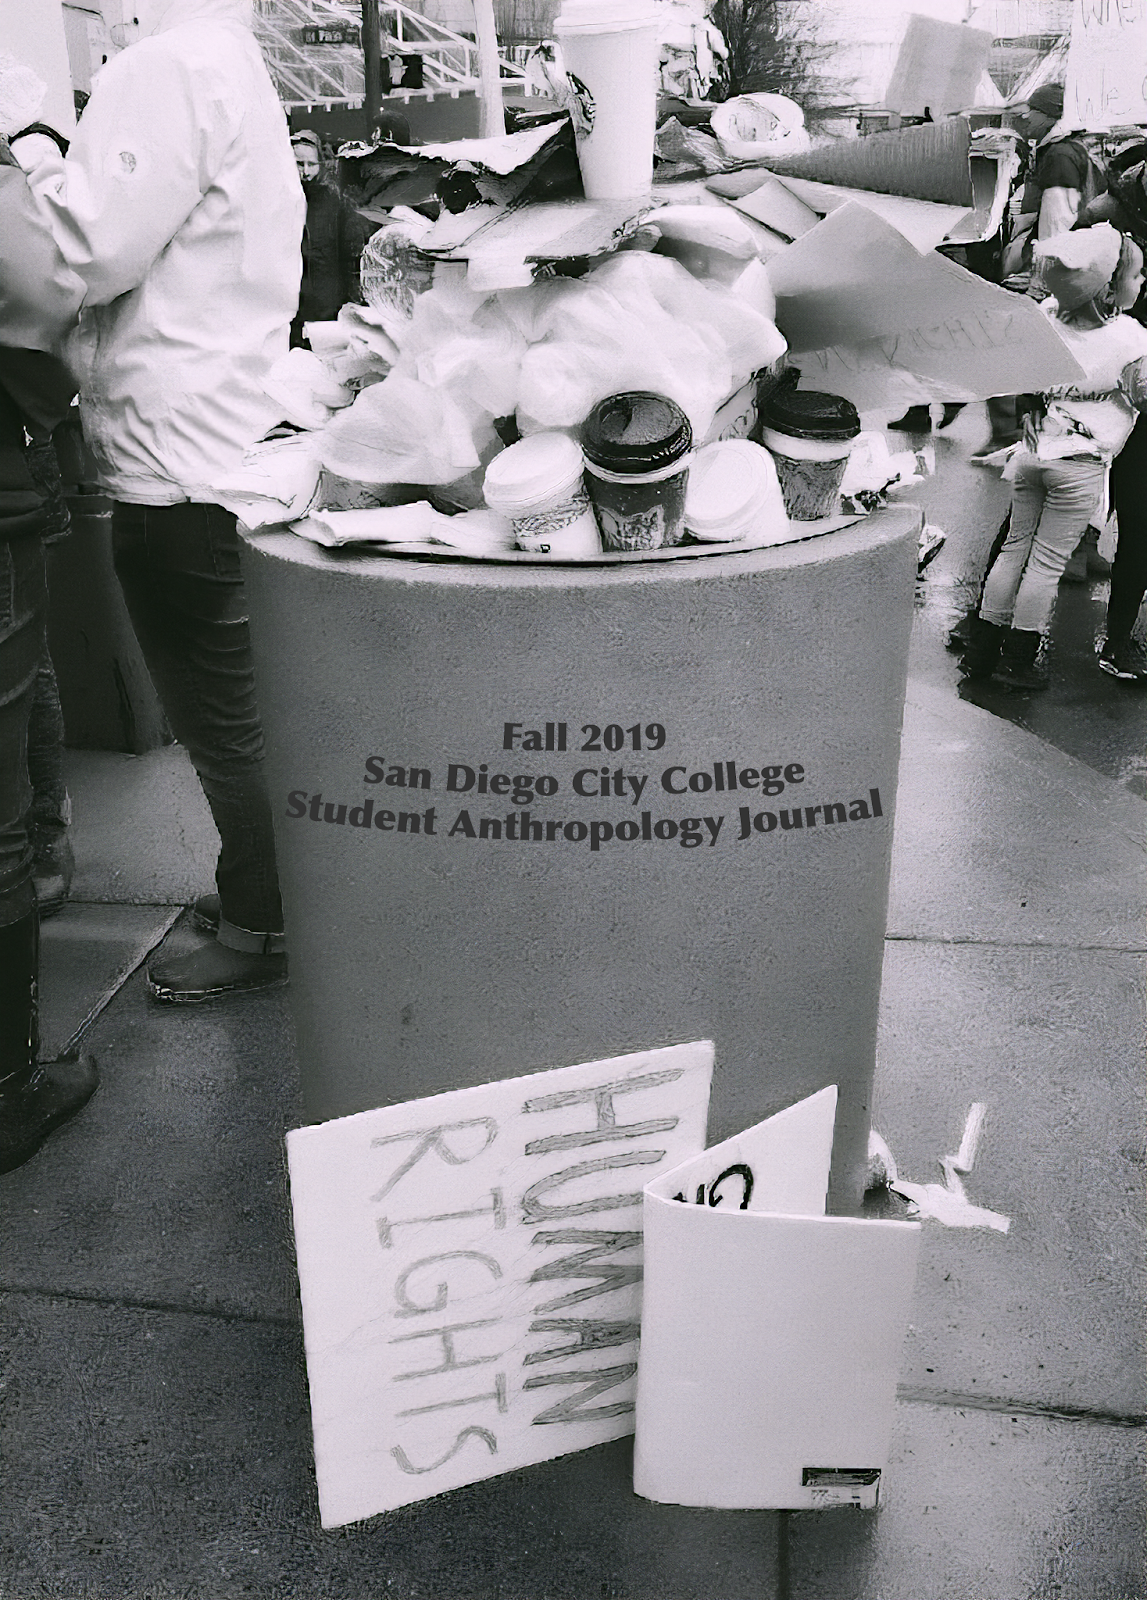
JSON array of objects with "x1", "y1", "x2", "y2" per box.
[
  {"x1": 0, "y1": 909, "x2": 98, "y2": 1174},
  {"x1": 991, "y1": 629, "x2": 1048, "y2": 691},
  {"x1": 957, "y1": 616, "x2": 1005, "y2": 680}
]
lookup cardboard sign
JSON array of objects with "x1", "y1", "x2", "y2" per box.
[
  {"x1": 1065, "y1": 0, "x2": 1147, "y2": 128},
  {"x1": 767, "y1": 203, "x2": 1085, "y2": 409},
  {"x1": 736, "y1": 173, "x2": 971, "y2": 253},
  {"x1": 287, "y1": 1042, "x2": 713, "y2": 1527},
  {"x1": 883, "y1": 15, "x2": 993, "y2": 119},
  {"x1": 633, "y1": 1087, "x2": 921, "y2": 1510}
]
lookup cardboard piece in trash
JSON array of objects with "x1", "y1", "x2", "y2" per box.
[
  {"x1": 419, "y1": 197, "x2": 652, "y2": 289},
  {"x1": 633, "y1": 1086, "x2": 920, "y2": 1510},
  {"x1": 286, "y1": 1041, "x2": 713, "y2": 1527},
  {"x1": 735, "y1": 172, "x2": 970, "y2": 253},
  {"x1": 766, "y1": 203, "x2": 1085, "y2": 409},
  {"x1": 1065, "y1": 0, "x2": 1147, "y2": 128},
  {"x1": 883, "y1": 15, "x2": 993, "y2": 119},
  {"x1": 755, "y1": 116, "x2": 975, "y2": 207}
]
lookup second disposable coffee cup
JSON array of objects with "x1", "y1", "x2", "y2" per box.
[
  {"x1": 582, "y1": 392, "x2": 693, "y2": 551},
  {"x1": 553, "y1": 0, "x2": 662, "y2": 200},
  {"x1": 483, "y1": 432, "x2": 602, "y2": 557},
  {"x1": 759, "y1": 386, "x2": 861, "y2": 521}
]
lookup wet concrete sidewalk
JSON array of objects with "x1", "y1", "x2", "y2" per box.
[{"x1": 2, "y1": 524, "x2": 1144, "y2": 1598}]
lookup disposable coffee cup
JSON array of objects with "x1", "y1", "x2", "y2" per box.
[
  {"x1": 483, "y1": 432, "x2": 602, "y2": 557},
  {"x1": 684, "y1": 440, "x2": 790, "y2": 546},
  {"x1": 553, "y1": 0, "x2": 661, "y2": 201},
  {"x1": 758, "y1": 386, "x2": 861, "y2": 521},
  {"x1": 581, "y1": 392, "x2": 692, "y2": 552}
]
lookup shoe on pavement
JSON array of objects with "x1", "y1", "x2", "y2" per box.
[
  {"x1": 0, "y1": 1056, "x2": 99, "y2": 1174},
  {"x1": 991, "y1": 628, "x2": 1048, "y2": 691},
  {"x1": 1098, "y1": 637, "x2": 1147, "y2": 682},
  {"x1": 190, "y1": 892, "x2": 221, "y2": 935},
  {"x1": 957, "y1": 616, "x2": 1006, "y2": 680},
  {"x1": 148, "y1": 939, "x2": 288, "y2": 1003},
  {"x1": 946, "y1": 612, "x2": 975, "y2": 652}
]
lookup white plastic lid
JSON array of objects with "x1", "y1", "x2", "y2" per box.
[
  {"x1": 555, "y1": 0, "x2": 659, "y2": 28},
  {"x1": 483, "y1": 432, "x2": 586, "y2": 513},
  {"x1": 684, "y1": 440, "x2": 785, "y2": 540}
]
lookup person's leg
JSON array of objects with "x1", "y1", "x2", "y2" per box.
[
  {"x1": 991, "y1": 457, "x2": 1107, "y2": 691},
  {"x1": 112, "y1": 502, "x2": 286, "y2": 1000},
  {"x1": 26, "y1": 647, "x2": 74, "y2": 913},
  {"x1": 1102, "y1": 415, "x2": 1147, "y2": 678},
  {"x1": 1009, "y1": 458, "x2": 1107, "y2": 635},
  {"x1": 0, "y1": 536, "x2": 97, "y2": 1172},
  {"x1": 979, "y1": 456, "x2": 1045, "y2": 627}
]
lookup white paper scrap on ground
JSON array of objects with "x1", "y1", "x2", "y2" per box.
[
  {"x1": 287, "y1": 1042, "x2": 714, "y2": 1527},
  {"x1": 633, "y1": 1085, "x2": 921, "y2": 1510},
  {"x1": 891, "y1": 1102, "x2": 1011, "y2": 1233}
]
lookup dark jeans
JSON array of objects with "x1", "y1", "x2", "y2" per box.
[
  {"x1": 112, "y1": 501, "x2": 283, "y2": 935},
  {"x1": 1107, "y1": 414, "x2": 1147, "y2": 645},
  {"x1": 0, "y1": 536, "x2": 47, "y2": 927},
  {"x1": 27, "y1": 647, "x2": 68, "y2": 845}
]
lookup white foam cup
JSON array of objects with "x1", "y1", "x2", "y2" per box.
[
  {"x1": 483, "y1": 433, "x2": 602, "y2": 557},
  {"x1": 553, "y1": 0, "x2": 662, "y2": 201}
]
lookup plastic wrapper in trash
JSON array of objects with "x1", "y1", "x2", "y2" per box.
[
  {"x1": 653, "y1": 117, "x2": 737, "y2": 177},
  {"x1": 839, "y1": 430, "x2": 933, "y2": 514},
  {"x1": 335, "y1": 303, "x2": 405, "y2": 366},
  {"x1": 292, "y1": 502, "x2": 514, "y2": 555},
  {"x1": 317, "y1": 372, "x2": 482, "y2": 485},
  {"x1": 211, "y1": 435, "x2": 321, "y2": 528},
  {"x1": 359, "y1": 207, "x2": 436, "y2": 318},
  {"x1": 709, "y1": 93, "x2": 812, "y2": 165},
  {"x1": 515, "y1": 253, "x2": 786, "y2": 442},
  {"x1": 646, "y1": 204, "x2": 759, "y2": 284},
  {"x1": 414, "y1": 301, "x2": 527, "y2": 421},
  {"x1": 263, "y1": 348, "x2": 354, "y2": 431}
]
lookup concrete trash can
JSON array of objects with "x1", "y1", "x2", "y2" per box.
[{"x1": 242, "y1": 507, "x2": 919, "y2": 1213}]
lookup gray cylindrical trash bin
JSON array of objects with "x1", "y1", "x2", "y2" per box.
[{"x1": 243, "y1": 507, "x2": 918, "y2": 1213}]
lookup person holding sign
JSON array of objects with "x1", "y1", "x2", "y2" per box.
[{"x1": 959, "y1": 225, "x2": 1147, "y2": 693}]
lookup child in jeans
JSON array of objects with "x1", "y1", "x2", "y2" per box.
[{"x1": 960, "y1": 224, "x2": 1147, "y2": 690}]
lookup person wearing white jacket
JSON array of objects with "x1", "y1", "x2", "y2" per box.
[{"x1": 14, "y1": 0, "x2": 305, "y2": 1001}]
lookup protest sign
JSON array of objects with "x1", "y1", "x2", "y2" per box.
[
  {"x1": 287, "y1": 1041, "x2": 713, "y2": 1527},
  {"x1": 1065, "y1": 0, "x2": 1147, "y2": 128},
  {"x1": 883, "y1": 16, "x2": 993, "y2": 119},
  {"x1": 767, "y1": 204, "x2": 1085, "y2": 410},
  {"x1": 634, "y1": 1086, "x2": 920, "y2": 1510}
]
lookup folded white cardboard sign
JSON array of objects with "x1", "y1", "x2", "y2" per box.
[
  {"x1": 633, "y1": 1086, "x2": 920, "y2": 1511},
  {"x1": 286, "y1": 1042, "x2": 713, "y2": 1527},
  {"x1": 768, "y1": 203, "x2": 1085, "y2": 410}
]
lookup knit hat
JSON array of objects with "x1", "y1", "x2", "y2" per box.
[
  {"x1": 291, "y1": 129, "x2": 323, "y2": 155},
  {"x1": 1035, "y1": 223, "x2": 1123, "y2": 313},
  {"x1": 1026, "y1": 82, "x2": 1065, "y2": 120}
]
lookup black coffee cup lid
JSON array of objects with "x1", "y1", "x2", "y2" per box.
[
  {"x1": 760, "y1": 385, "x2": 860, "y2": 443},
  {"x1": 581, "y1": 392, "x2": 692, "y2": 473}
]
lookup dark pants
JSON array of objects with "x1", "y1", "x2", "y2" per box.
[
  {"x1": 27, "y1": 648, "x2": 68, "y2": 847},
  {"x1": 1106, "y1": 414, "x2": 1147, "y2": 646},
  {"x1": 112, "y1": 501, "x2": 283, "y2": 935},
  {"x1": 0, "y1": 536, "x2": 47, "y2": 927}
]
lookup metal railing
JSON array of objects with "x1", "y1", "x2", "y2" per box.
[{"x1": 253, "y1": 0, "x2": 530, "y2": 111}]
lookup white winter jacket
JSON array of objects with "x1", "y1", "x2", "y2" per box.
[{"x1": 23, "y1": 0, "x2": 304, "y2": 504}]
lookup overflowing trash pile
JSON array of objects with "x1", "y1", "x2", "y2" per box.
[{"x1": 217, "y1": 0, "x2": 1086, "y2": 566}]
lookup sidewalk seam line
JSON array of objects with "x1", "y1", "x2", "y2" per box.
[
  {"x1": 0, "y1": 1282, "x2": 299, "y2": 1330},
  {"x1": 885, "y1": 933, "x2": 1147, "y2": 953},
  {"x1": 57, "y1": 906, "x2": 184, "y2": 1057},
  {"x1": 896, "y1": 1385, "x2": 1145, "y2": 1429}
]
